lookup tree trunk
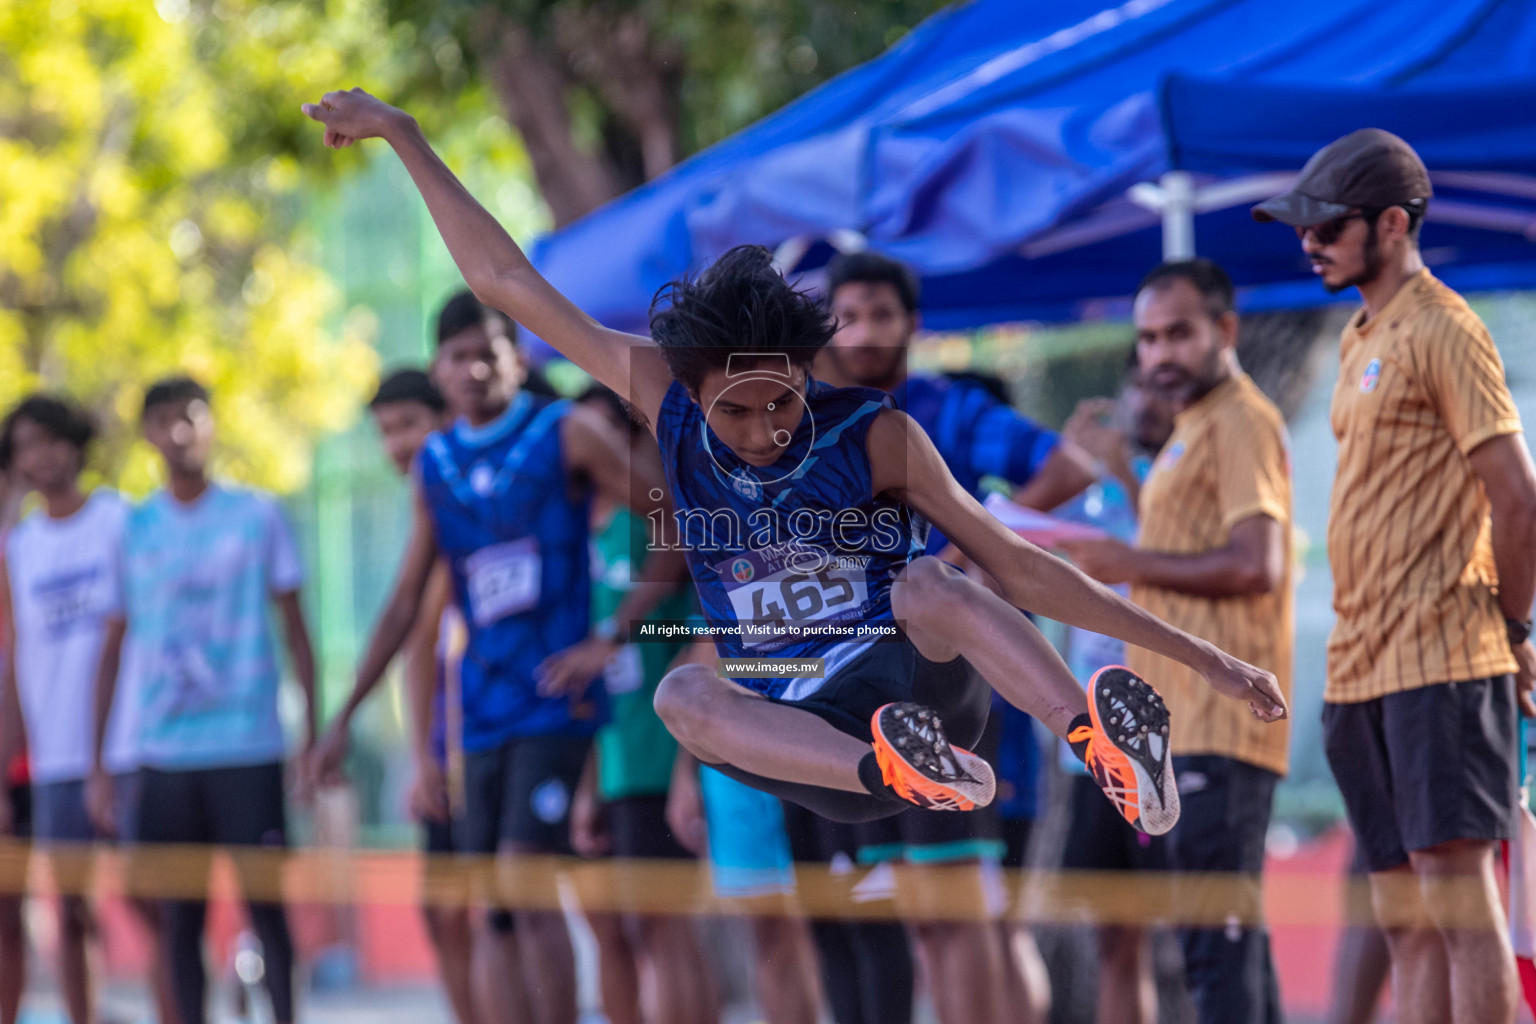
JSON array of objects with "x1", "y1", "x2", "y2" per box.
[{"x1": 476, "y1": 10, "x2": 623, "y2": 227}]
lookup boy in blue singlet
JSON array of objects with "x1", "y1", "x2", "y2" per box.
[
  {"x1": 304, "y1": 89, "x2": 1287, "y2": 845},
  {"x1": 310, "y1": 294, "x2": 671, "y2": 1024}
]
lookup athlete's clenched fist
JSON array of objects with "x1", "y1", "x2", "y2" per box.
[{"x1": 301, "y1": 87, "x2": 409, "y2": 148}]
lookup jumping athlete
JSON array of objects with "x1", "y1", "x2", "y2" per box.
[{"x1": 303, "y1": 88, "x2": 1288, "y2": 839}]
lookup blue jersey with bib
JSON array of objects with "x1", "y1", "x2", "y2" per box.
[
  {"x1": 418, "y1": 394, "x2": 601, "y2": 750},
  {"x1": 654, "y1": 378, "x2": 922, "y2": 699}
]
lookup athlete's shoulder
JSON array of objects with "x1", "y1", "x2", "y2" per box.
[{"x1": 864, "y1": 405, "x2": 923, "y2": 457}]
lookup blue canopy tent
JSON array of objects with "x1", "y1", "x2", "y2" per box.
[{"x1": 531, "y1": 0, "x2": 1536, "y2": 332}]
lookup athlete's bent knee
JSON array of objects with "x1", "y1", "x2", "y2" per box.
[
  {"x1": 894, "y1": 556, "x2": 972, "y2": 621},
  {"x1": 654, "y1": 664, "x2": 725, "y2": 742}
]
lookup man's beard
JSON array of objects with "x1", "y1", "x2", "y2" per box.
[
  {"x1": 1148, "y1": 355, "x2": 1223, "y2": 407},
  {"x1": 1325, "y1": 222, "x2": 1384, "y2": 294}
]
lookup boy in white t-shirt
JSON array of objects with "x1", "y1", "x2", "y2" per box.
[{"x1": 0, "y1": 393, "x2": 174, "y2": 1024}]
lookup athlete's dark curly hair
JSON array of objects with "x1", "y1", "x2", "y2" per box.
[{"x1": 649, "y1": 245, "x2": 835, "y2": 393}]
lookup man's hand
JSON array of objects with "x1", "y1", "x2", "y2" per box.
[
  {"x1": 301, "y1": 88, "x2": 410, "y2": 149},
  {"x1": 1201, "y1": 649, "x2": 1288, "y2": 723},
  {"x1": 308, "y1": 720, "x2": 351, "y2": 790},
  {"x1": 1057, "y1": 537, "x2": 1137, "y2": 585},
  {"x1": 408, "y1": 756, "x2": 451, "y2": 825},
  {"x1": 666, "y1": 765, "x2": 707, "y2": 857},
  {"x1": 536, "y1": 637, "x2": 617, "y2": 699},
  {"x1": 1064, "y1": 397, "x2": 1126, "y2": 467},
  {"x1": 1514, "y1": 639, "x2": 1536, "y2": 717},
  {"x1": 569, "y1": 779, "x2": 611, "y2": 858},
  {"x1": 86, "y1": 769, "x2": 117, "y2": 839}
]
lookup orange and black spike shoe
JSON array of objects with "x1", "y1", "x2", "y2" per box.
[
  {"x1": 1073, "y1": 666, "x2": 1179, "y2": 835},
  {"x1": 870, "y1": 702, "x2": 995, "y2": 812}
]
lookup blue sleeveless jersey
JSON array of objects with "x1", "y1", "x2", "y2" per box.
[
  {"x1": 654, "y1": 378, "x2": 923, "y2": 700},
  {"x1": 418, "y1": 394, "x2": 600, "y2": 750}
]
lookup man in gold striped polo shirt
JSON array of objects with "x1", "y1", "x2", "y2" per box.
[
  {"x1": 1061, "y1": 258, "x2": 1292, "y2": 1024},
  {"x1": 1256, "y1": 129, "x2": 1536, "y2": 1024}
]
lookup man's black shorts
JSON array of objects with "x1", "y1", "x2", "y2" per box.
[
  {"x1": 1323, "y1": 675, "x2": 1518, "y2": 873},
  {"x1": 1061, "y1": 772, "x2": 1166, "y2": 873},
  {"x1": 854, "y1": 710, "x2": 1005, "y2": 865},
  {"x1": 459, "y1": 734, "x2": 592, "y2": 856},
  {"x1": 605, "y1": 794, "x2": 691, "y2": 860},
  {"x1": 776, "y1": 632, "x2": 991, "y2": 751}
]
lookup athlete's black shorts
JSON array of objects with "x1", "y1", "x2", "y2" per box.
[
  {"x1": 420, "y1": 812, "x2": 515, "y2": 932},
  {"x1": 422, "y1": 817, "x2": 457, "y2": 855},
  {"x1": 777, "y1": 632, "x2": 991, "y2": 750},
  {"x1": 605, "y1": 794, "x2": 691, "y2": 860},
  {"x1": 855, "y1": 711, "x2": 1005, "y2": 865},
  {"x1": 1323, "y1": 675, "x2": 1518, "y2": 873},
  {"x1": 1061, "y1": 772, "x2": 1166, "y2": 874},
  {"x1": 459, "y1": 734, "x2": 592, "y2": 855},
  {"x1": 783, "y1": 799, "x2": 860, "y2": 864},
  {"x1": 711, "y1": 634, "x2": 992, "y2": 824}
]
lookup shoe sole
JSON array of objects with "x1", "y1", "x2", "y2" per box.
[
  {"x1": 1090, "y1": 666, "x2": 1179, "y2": 836},
  {"x1": 871, "y1": 702, "x2": 996, "y2": 811}
]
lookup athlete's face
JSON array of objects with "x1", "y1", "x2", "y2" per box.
[
  {"x1": 695, "y1": 364, "x2": 809, "y2": 468},
  {"x1": 372, "y1": 400, "x2": 443, "y2": 476},
  {"x1": 8, "y1": 417, "x2": 81, "y2": 495},
  {"x1": 142, "y1": 397, "x2": 214, "y2": 478},
  {"x1": 1134, "y1": 278, "x2": 1235, "y2": 407},
  {"x1": 433, "y1": 322, "x2": 525, "y2": 423},
  {"x1": 825, "y1": 282, "x2": 914, "y2": 390}
]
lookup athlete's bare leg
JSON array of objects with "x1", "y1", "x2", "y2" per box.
[
  {"x1": 1003, "y1": 921, "x2": 1052, "y2": 1024},
  {"x1": 633, "y1": 915, "x2": 717, "y2": 1024},
  {"x1": 1370, "y1": 866, "x2": 1450, "y2": 1024},
  {"x1": 424, "y1": 905, "x2": 482, "y2": 1024},
  {"x1": 1097, "y1": 925, "x2": 1157, "y2": 1024},
  {"x1": 656, "y1": 557, "x2": 1095, "y2": 802},
  {"x1": 752, "y1": 915, "x2": 822, "y2": 1024},
  {"x1": 0, "y1": 893, "x2": 22, "y2": 1024},
  {"x1": 588, "y1": 914, "x2": 641, "y2": 1024},
  {"x1": 1411, "y1": 839, "x2": 1516, "y2": 1024},
  {"x1": 892, "y1": 558, "x2": 1087, "y2": 737},
  {"x1": 56, "y1": 896, "x2": 97, "y2": 1024},
  {"x1": 656, "y1": 666, "x2": 870, "y2": 794}
]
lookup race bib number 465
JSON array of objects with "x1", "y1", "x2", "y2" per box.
[
  {"x1": 465, "y1": 537, "x2": 542, "y2": 627},
  {"x1": 717, "y1": 548, "x2": 869, "y2": 652}
]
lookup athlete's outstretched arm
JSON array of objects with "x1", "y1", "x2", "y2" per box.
[
  {"x1": 302, "y1": 88, "x2": 673, "y2": 426},
  {"x1": 309, "y1": 482, "x2": 441, "y2": 784},
  {"x1": 868, "y1": 410, "x2": 1286, "y2": 720}
]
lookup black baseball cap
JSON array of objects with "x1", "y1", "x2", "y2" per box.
[{"x1": 1252, "y1": 128, "x2": 1432, "y2": 227}]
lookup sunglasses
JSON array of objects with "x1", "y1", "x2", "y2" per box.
[{"x1": 1296, "y1": 209, "x2": 1377, "y2": 246}]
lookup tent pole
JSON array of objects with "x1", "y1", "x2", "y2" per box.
[{"x1": 1161, "y1": 170, "x2": 1195, "y2": 259}]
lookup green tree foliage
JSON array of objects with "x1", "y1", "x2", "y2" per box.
[
  {"x1": 0, "y1": 0, "x2": 411, "y2": 495},
  {"x1": 382, "y1": 0, "x2": 950, "y2": 224}
]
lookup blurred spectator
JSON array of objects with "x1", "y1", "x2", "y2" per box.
[
  {"x1": 820, "y1": 252, "x2": 1089, "y2": 1024},
  {"x1": 563, "y1": 385, "x2": 715, "y2": 1024},
  {"x1": 1061, "y1": 259, "x2": 1294, "y2": 1024},
  {"x1": 0, "y1": 393, "x2": 178, "y2": 1024},
  {"x1": 89, "y1": 376, "x2": 315, "y2": 1024},
  {"x1": 1054, "y1": 368, "x2": 1177, "y2": 1024}
]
